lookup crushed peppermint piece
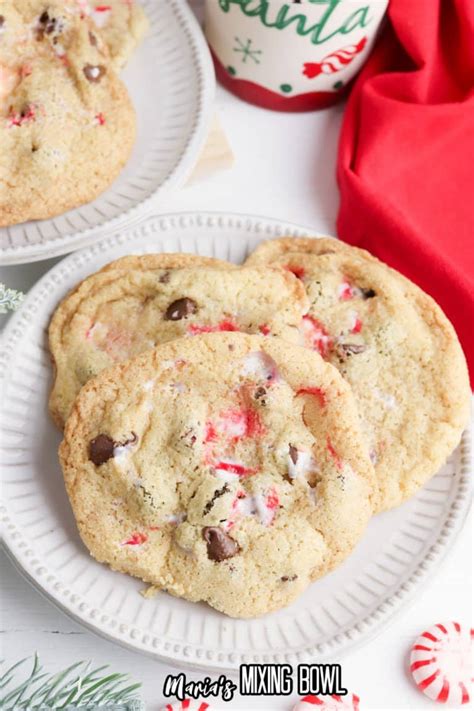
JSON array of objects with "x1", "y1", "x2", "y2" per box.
[
  {"x1": 242, "y1": 351, "x2": 279, "y2": 382},
  {"x1": 326, "y1": 436, "x2": 343, "y2": 471},
  {"x1": 338, "y1": 280, "x2": 354, "y2": 300},
  {"x1": 296, "y1": 386, "x2": 327, "y2": 407},
  {"x1": 121, "y1": 531, "x2": 148, "y2": 546},
  {"x1": 287, "y1": 446, "x2": 317, "y2": 480},
  {"x1": 285, "y1": 264, "x2": 305, "y2": 280},
  {"x1": 301, "y1": 315, "x2": 333, "y2": 357},
  {"x1": 187, "y1": 319, "x2": 238, "y2": 335},
  {"x1": 8, "y1": 103, "x2": 36, "y2": 127}
]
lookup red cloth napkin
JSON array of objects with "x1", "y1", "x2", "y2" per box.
[{"x1": 337, "y1": 0, "x2": 474, "y2": 386}]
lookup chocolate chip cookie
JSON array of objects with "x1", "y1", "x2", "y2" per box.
[
  {"x1": 59, "y1": 332, "x2": 377, "y2": 618},
  {"x1": 48, "y1": 256, "x2": 308, "y2": 428},
  {"x1": 246, "y1": 237, "x2": 470, "y2": 511},
  {"x1": 0, "y1": 0, "x2": 135, "y2": 226},
  {"x1": 76, "y1": 0, "x2": 149, "y2": 70}
]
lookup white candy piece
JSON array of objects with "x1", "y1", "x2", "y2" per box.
[
  {"x1": 373, "y1": 388, "x2": 397, "y2": 410},
  {"x1": 287, "y1": 448, "x2": 317, "y2": 480},
  {"x1": 91, "y1": 6, "x2": 111, "y2": 28},
  {"x1": 242, "y1": 351, "x2": 278, "y2": 382}
]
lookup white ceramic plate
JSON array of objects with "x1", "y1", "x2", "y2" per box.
[
  {"x1": 0, "y1": 212, "x2": 471, "y2": 672},
  {"x1": 0, "y1": 1, "x2": 215, "y2": 265}
]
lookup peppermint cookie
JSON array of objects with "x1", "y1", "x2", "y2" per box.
[
  {"x1": 48, "y1": 260, "x2": 308, "y2": 428},
  {"x1": 76, "y1": 0, "x2": 149, "y2": 69},
  {"x1": 59, "y1": 333, "x2": 377, "y2": 618},
  {"x1": 246, "y1": 237, "x2": 470, "y2": 511},
  {"x1": 0, "y1": 0, "x2": 135, "y2": 226}
]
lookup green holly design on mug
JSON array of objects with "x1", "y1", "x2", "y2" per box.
[{"x1": 217, "y1": 0, "x2": 373, "y2": 45}]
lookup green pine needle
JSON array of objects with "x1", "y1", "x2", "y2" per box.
[
  {"x1": 0, "y1": 283, "x2": 24, "y2": 314},
  {"x1": 0, "y1": 656, "x2": 144, "y2": 710}
]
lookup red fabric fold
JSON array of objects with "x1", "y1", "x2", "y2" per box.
[{"x1": 337, "y1": 0, "x2": 474, "y2": 385}]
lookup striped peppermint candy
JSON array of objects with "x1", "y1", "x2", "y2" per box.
[
  {"x1": 160, "y1": 701, "x2": 211, "y2": 711},
  {"x1": 410, "y1": 622, "x2": 473, "y2": 705},
  {"x1": 303, "y1": 37, "x2": 367, "y2": 79},
  {"x1": 293, "y1": 694, "x2": 360, "y2": 710}
]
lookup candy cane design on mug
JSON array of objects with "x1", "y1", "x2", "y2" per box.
[
  {"x1": 410, "y1": 622, "x2": 473, "y2": 705},
  {"x1": 303, "y1": 37, "x2": 367, "y2": 78},
  {"x1": 293, "y1": 693, "x2": 360, "y2": 710}
]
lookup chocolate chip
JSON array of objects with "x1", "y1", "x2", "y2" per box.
[
  {"x1": 202, "y1": 527, "x2": 239, "y2": 562},
  {"x1": 88, "y1": 431, "x2": 137, "y2": 466},
  {"x1": 159, "y1": 271, "x2": 170, "y2": 284},
  {"x1": 45, "y1": 17, "x2": 56, "y2": 33},
  {"x1": 281, "y1": 575, "x2": 298, "y2": 582},
  {"x1": 83, "y1": 64, "x2": 106, "y2": 83},
  {"x1": 361, "y1": 287, "x2": 376, "y2": 299},
  {"x1": 0, "y1": 16, "x2": 5, "y2": 27},
  {"x1": 164, "y1": 297, "x2": 198, "y2": 321},
  {"x1": 203, "y1": 484, "x2": 229, "y2": 516},
  {"x1": 89, "y1": 31, "x2": 97, "y2": 46},
  {"x1": 337, "y1": 343, "x2": 367, "y2": 360},
  {"x1": 255, "y1": 387, "x2": 266, "y2": 400},
  {"x1": 179, "y1": 428, "x2": 196, "y2": 447},
  {"x1": 89, "y1": 434, "x2": 114, "y2": 466},
  {"x1": 289, "y1": 445, "x2": 299, "y2": 465},
  {"x1": 35, "y1": 10, "x2": 58, "y2": 39}
]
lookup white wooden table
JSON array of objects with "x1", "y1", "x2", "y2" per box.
[{"x1": 0, "y1": 5, "x2": 472, "y2": 708}]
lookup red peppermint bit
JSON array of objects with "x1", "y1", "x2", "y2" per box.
[
  {"x1": 214, "y1": 461, "x2": 256, "y2": 476},
  {"x1": 264, "y1": 488, "x2": 280, "y2": 525},
  {"x1": 208, "y1": 407, "x2": 266, "y2": 442},
  {"x1": 95, "y1": 112, "x2": 106, "y2": 125},
  {"x1": 226, "y1": 489, "x2": 247, "y2": 529},
  {"x1": 20, "y1": 64, "x2": 33, "y2": 78},
  {"x1": 296, "y1": 386, "x2": 327, "y2": 407},
  {"x1": 326, "y1": 436, "x2": 343, "y2": 471},
  {"x1": 259, "y1": 323, "x2": 271, "y2": 336},
  {"x1": 187, "y1": 319, "x2": 239, "y2": 335},
  {"x1": 94, "y1": 4, "x2": 112, "y2": 10},
  {"x1": 122, "y1": 531, "x2": 148, "y2": 546},
  {"x1": 266, "y1": 488, "x2": 279, "y2": 510},
  {"x1": 232, "y1": 490, "x2": 246, "y2": 509},
  {"x1": 85, "y1": 322, "x2": 95, "y2": 339},
  {"x1": 204, "y1": 422, "x2": 218, "y2": 443},
  {"x1": 338, "y1": 279, "x2": 354, "y2": 300},
  {"x1": 244, "y1": 407, "x2": 266, "y2": 437},
  {"x1": 285, "y1": 264, "x2": 305, "y2": 280},
  {"x1": 8, "y1": 103, "x2": 36, "y2": 127},
  {"x1": 149, "y1": 526, "x2": 160, "y2": 531},
  {"x1": 351, "y1": 316, "x2": 363, "y2": 334},
  {"x1": 301, "y1": 315, "x2": 333, "y2": 358}
]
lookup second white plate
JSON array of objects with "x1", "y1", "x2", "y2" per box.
[
  {"x1": 0, "y1": 212, "x2": 471, "y2": 671},
  {"x1": 0, "y1": 1, "x2": 215, "y2": 264}
]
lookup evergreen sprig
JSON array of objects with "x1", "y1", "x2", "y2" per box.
[
  {"x1": 0, "y1": 656, "x2": 144, "y2": 710},
  {"x1": 0, "y1": 283, "x2": 24, "y2": 314}
]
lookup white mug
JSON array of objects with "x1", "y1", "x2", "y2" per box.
[{"x1": 205, "y1": 0, "x2": 389, "y2": 111}]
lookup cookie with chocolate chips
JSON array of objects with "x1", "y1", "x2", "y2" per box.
[
  {"x1": 48, "y1": 255, "x2": 307, "y2": 428},
  {"x1": 246, "y1": 237, "x2": 470, "y2": 511},
  {"x1": 77, "y1": 0, "x2": 149, "y2": 70},
  {"x1": 0, "y1": 0, "x2": 135, "y2": 226},
  {"x1": 59, "y1": 332, "x2": 377, "y2": 618}
]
